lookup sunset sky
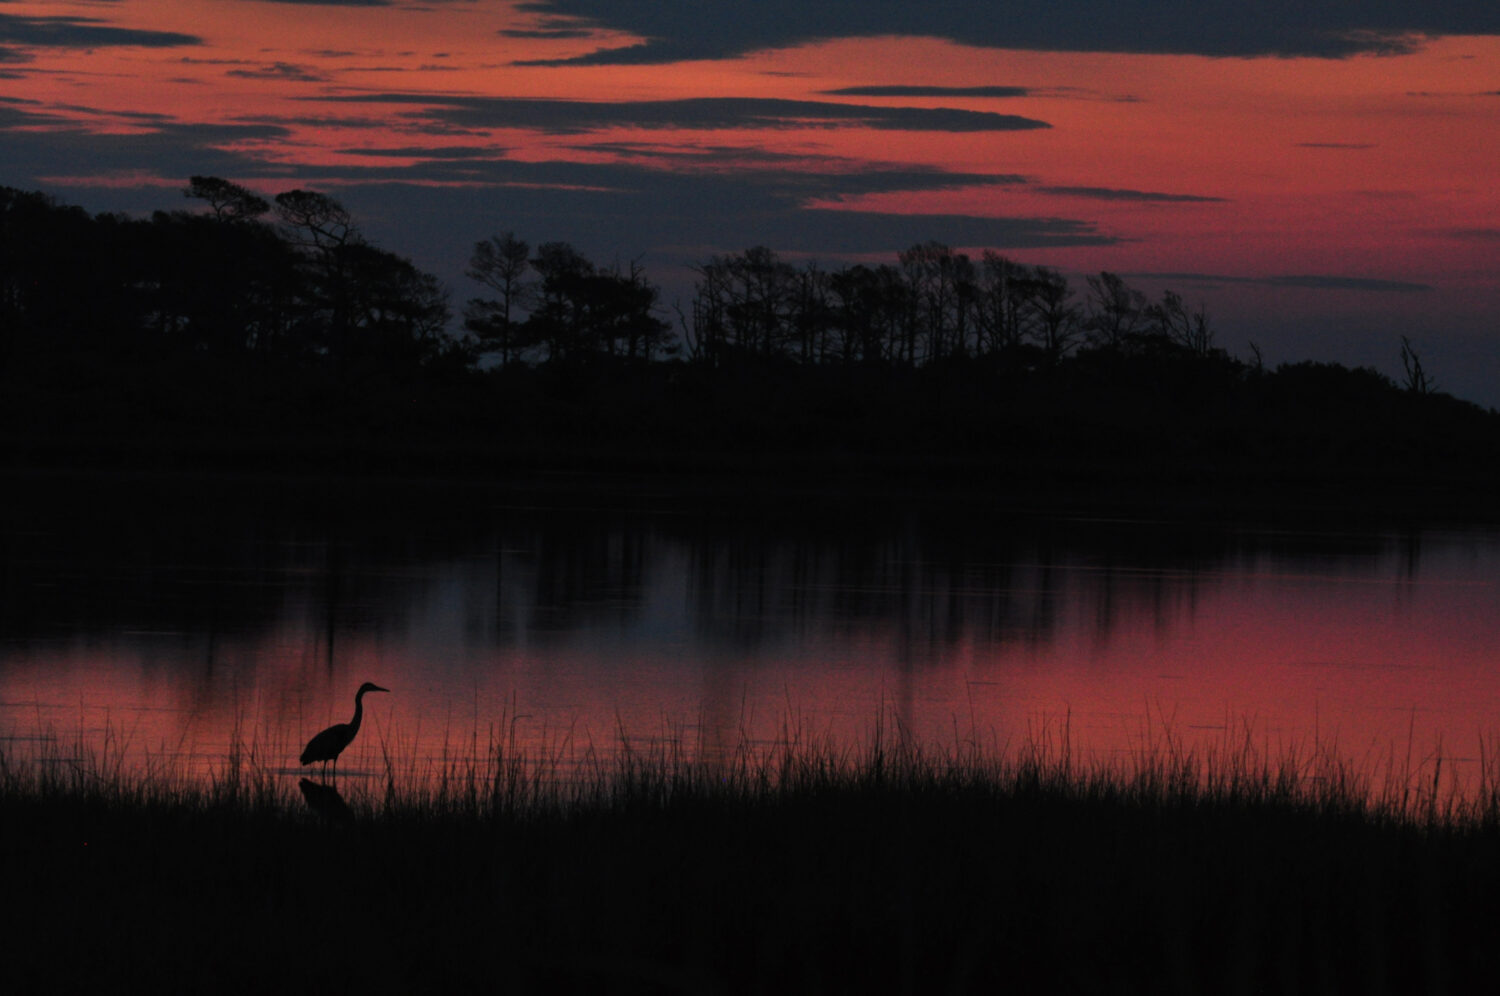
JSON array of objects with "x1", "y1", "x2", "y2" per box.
[{"x1": 3, "y1": 1, "x2": 1498, "y2": 401}]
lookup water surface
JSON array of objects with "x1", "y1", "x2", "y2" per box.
[{"x1": 3, "y1": 476, "x2": 1497, "y2": 796}]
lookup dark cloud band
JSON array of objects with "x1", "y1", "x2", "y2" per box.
[
  {"x1": 0, "y1": 13, "x2": 200, "y2": 49},
  {"x1": 226, "y1": 62, "x2": 329, "y2": 82},
  {"x1": 1038, "y1": 186, "x2": 1227, "y2": 203},
  {"x1": 822, "y1": 86, "x2": 1031, "y2": 98},
  {"x1": 512, "y1": 1, "x2": 1500, "y2": 62},
  {"x1": 317, "y1": 94, "x2": 1050, "y2": 133}
]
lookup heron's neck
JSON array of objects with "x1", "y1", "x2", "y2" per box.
[{"x1": 350, "y1": 690, "x2": 366, "y2": 732}]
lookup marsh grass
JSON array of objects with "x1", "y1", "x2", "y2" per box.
[{"x1": 6, "y1": 710, "x2": 1500, "y2": 994}]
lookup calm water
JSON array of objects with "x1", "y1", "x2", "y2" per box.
[{"x1": 3, "y1": 476, "x2": 1499, "y2": 795}]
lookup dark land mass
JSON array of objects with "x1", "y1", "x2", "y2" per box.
[
  {"x1": 6, "y1": 743, "x2": 1500, "y2": 995},
  {"x1": 3, "y1": 179, "x2": 1498, "y2": 517}
]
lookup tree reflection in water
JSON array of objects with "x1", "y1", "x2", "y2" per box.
[{"x1": 0, "y1": 476, "x2": 1480, "y2": 793}]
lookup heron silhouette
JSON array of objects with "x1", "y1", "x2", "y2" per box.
[{"x1": 300, "y1": 682, "x2": 388, "y2": 780}]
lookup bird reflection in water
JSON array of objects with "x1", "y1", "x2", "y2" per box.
[
  {"x1": 298, "y1": 778, "x2": 354, "y2": 825},
  {"x1": 299, "y1": 681, "x2": 388, "y2": 781}
]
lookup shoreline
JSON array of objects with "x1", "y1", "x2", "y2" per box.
[
  {"x1": 5, "y1": 433, "x2": 1499, "y2": 525},
  {"x1": 6, "y1": 728, "x2": 1499, "y2": 993}
]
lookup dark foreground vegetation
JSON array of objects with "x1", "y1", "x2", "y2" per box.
[
  {"x1": 3, "y1": 180, "x2": 1499, "y2": 500},
  {"x1": 7, "y1": 728, "x2": 1500, "y2": 994}
]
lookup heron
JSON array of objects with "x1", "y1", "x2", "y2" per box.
[{"x1": 300, "y1": 681, "x2": 388, "y2": 780}]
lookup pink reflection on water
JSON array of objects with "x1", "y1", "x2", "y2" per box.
[{"x1": 3, "y1": 523, "x2": 1499, "y2": 805}]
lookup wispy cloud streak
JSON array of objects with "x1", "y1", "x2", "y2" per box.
[{"x1": 316, "y1": 94, "x2": 1052, "y2": 133}]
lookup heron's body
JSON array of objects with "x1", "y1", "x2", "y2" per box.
[
  {"x1": 299, "y1": 722, "x2": 357, "y2": 766},
  {"x1": 300, "y1": 682, "x2": 388, "y2": 776}
]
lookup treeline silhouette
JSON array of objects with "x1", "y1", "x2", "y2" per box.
[{"x1": 2, "y1": 178, "x2": 1497, "y2": 489}]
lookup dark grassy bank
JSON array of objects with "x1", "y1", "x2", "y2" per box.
[
  {"x1": 6, "y1": 352, "x2": 1500, "y2": 498},
  {"x1": 6, "y1": 730, "x2": 1500, "y2": 994}
]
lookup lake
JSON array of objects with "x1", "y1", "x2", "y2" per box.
[{"x1": 3, "y1": 474, "x2": 1498, "y2": 799}]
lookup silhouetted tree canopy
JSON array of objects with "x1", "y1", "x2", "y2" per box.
[
  {"x1": 0, "y1": 179, "x2": 454, "y2": 377},
  {"x1": 2, "y1": 179, "x2": 1497, "y2": 493},
  {"x1": 185, "y1": 175, "x2": 269, "y2": 224},
  {"x1": 465, "y1": 233, "x2": 532, "y2": 365}
]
